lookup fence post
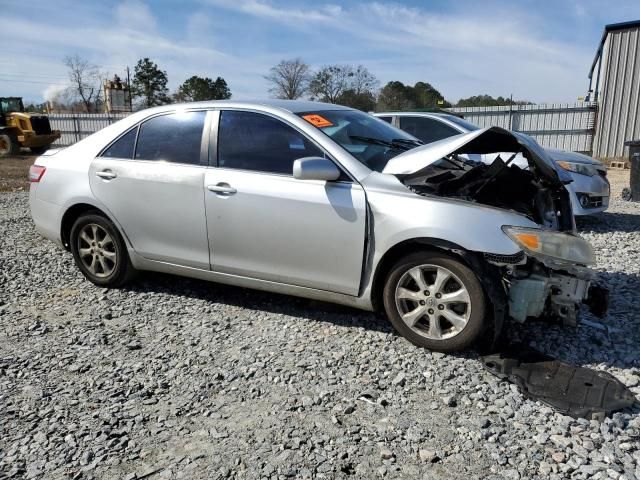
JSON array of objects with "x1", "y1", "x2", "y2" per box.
[{"x1": 73, "y1": 115, "x2": 80, "y2": 143}]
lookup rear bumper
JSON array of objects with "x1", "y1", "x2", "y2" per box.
[
  {"x1": 566, "y1": 171, "x2": 610, "y2": 216},
  {"x1": 19, "y1": 131, "x2": 61, "y2": 148},
  {"x1": 29, "y1": 185, "x2": 64, "y2": 247}
]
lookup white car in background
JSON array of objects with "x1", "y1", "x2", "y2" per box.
[{"x1": 374, "y1": 112, "x2": 610, "y2": 216}]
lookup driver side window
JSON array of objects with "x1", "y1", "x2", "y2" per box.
[{"x1": 217, "y1": 110, "x2": 324, "y2": 175}]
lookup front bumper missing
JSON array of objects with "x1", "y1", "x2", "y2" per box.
[{"x1": 506, "y1": 260, "x2": 609, "y2": 325}]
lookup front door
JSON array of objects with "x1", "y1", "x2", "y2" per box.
[
  {"x1": 89, "y1": 110, "x2": 211, "y2": 269},
  {"x1": 204, "y1": 110, "x2": 367, "y2": 295}
]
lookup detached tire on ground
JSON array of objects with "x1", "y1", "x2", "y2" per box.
[
  {"x1": 70, "y1": 212, "x2": 136, "y2": 287},
  {"x1": 383, "y1": 251, "x2": 486, "y2": 352},
  {"x1": 0, "y1": 132, "x2": 19, "y2": 157}
]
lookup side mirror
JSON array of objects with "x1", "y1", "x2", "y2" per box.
[{"x1": 293, "y1": 157, "x2": 341, "y2": 181}]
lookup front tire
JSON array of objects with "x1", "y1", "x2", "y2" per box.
[
  {"x1": 0, "y1": 132, "x2": 19, "y2": 157},
  {"x1": 382, "y1": 251, "x2": 486, "y2": 352},
  {"x1": 70, "y1": 213, "x2": 135, "y2": 287}
]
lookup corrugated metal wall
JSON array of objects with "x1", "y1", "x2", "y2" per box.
[
  {"x1": 592, "y1": 26, "x2": 640, "y2": 160},
  {"x1": 48, "y1": 113, "x2": 130, "y2": 146},
  {"x1": 447, "y1": 103, "x2": 597, "y2": 154}
]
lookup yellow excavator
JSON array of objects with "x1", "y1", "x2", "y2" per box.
[{"x1": 0, "y1": 97, "x2": 61, "y2": 157}]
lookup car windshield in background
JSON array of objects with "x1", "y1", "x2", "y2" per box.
[
  {"x1": 443, "y1": 115, "x2": 481, "y2": 131},
  {"x1": 298, "y1": 110, "x2": 421, "y2": 172}
]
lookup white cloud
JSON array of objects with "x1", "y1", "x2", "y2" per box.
[
  {"x1": 115, "y1": 0, "x2": 158, "y2": 32},
  {"x1": 194, "y1": 0, "x2": 595, "y2": 101},
  {"x1": 0, "y1": 0, "x2": 619, "y2": 103},
  {"x1": 205, "y1": 0, "x2": 341, "y2": 24}
]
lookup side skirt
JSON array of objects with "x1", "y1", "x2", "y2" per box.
[{"x1": 128, "y1": 250, "x2": 375, "y2": 312}]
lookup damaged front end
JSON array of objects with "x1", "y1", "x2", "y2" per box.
[
  {"x1": 487, "y1": 248, "x2": 608, "y2": 327},
  {"x1": 383, "y1": 127, "x2": 609, "y2": 328}
]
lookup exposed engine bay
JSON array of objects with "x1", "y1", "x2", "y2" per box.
[
  {"x1": 502, "y1": 258, "x2": 608, "y2": 326},
  {"x1": 404, "y1": 155, "x2": 574, "y2": 231},
  {"x1": 383, "y1": 126, "x2": 576, "y2": 232}
]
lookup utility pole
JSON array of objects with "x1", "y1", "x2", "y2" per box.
[{"x1": 126, "y1": 66, "x2": 133, "y2": 112}]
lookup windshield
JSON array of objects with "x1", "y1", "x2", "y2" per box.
[
  {"x1": 443, "y1": 115, "x2": 481, "y2": 132},
  {"x1": 297, "y1": 110, "x2": 421, "y2": 172}
]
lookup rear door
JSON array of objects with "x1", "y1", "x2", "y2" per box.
[
  {"x1": 89, "y1": 110, "x2": 211, "y2": 269},
  {"x1": 204, "y1": 109, "x2": 367, "y2": 295}
]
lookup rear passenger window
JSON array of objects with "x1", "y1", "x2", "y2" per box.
[
  {"x1": 135, "y1": 111, "x2": 206, "y2": 165},
  {"x1": 102, "y1": 128, "x2": 137, "y2": 159},
  {"x1": 218, "y1": 110, "x2": 324, "y2": 175},
  {"x1": 378, "y1": 116, "x2": 393, "y2": 124}
]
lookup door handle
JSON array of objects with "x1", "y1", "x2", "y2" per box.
[
  {"x1": 96, "y1": 170, "x2": 117, "y2": 180},
  {"x1": 207, "y1": 184, "x2": 237, "y2": 195}
]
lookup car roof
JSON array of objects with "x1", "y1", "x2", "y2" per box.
[
  {"x1": 145, "y1": 99, "x2": 353, "y2": 114},
  {"x1": 374, "y1": 111, "x2": 452, "y2": 118}
]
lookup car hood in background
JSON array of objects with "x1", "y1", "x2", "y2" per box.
[
  {"x1": 382, "y1": 126, "x2": 571, "y2": 186},
  {"x1": 545, "y1": 147, "x2": 603, "y2": 166}
]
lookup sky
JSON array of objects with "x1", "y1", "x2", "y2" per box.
[{"x1": 1, "y1": 0, "x2": 638, "y2": 104}]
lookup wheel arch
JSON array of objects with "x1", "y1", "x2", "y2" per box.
[
  {"x1": 370, "y1": 237, "x2": 474, "y2": 311},
  {"x1": 60, "y1": 203, "x2": 118, "y2": 251},
  {"x1": 370, "y1": 236, "x2": 508, "y2": 349}
]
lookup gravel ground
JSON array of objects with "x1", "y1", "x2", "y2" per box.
[{"x1": 1, "y1": 178, "x2": 639, "y2": 479}]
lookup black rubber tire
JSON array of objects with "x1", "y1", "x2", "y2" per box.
[
  {"x1": 30, "y1": 146, "x2": 49, "y2": 155},
  {"x1": 0, "y1": 132, "x2": 19, "y2": 157},
  {"x1": 70, "y1": 213, "x2": 136, "y2": 287},
  {"x1": 382, "y1": 251, "x2": 486, "y2": 352}
]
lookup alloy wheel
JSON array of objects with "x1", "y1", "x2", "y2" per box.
[
  {"x1": 394, "y1": 264, "x2": 471, "y2": 340},
  {"x1": 77, "y1": 223, "x2": 117, "y2": 278}
]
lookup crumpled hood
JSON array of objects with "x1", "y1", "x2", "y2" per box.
[{"x1": 383, "y1": 126, "x2": 572, "y2": 186}]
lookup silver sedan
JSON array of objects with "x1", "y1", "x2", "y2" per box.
[
  {"x1": 374, "y1": 112, "x2": 610, "y2": 215},
  {"x1": 29, "y1": 100, "x2": 607, "y2": 352}
]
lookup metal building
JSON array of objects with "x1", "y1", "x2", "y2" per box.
[{"x1": 587, "y1": 20, "x2": 640, "y2": 161}]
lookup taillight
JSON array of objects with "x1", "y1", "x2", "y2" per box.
[{"x1": 29, "y1": 165, "x2": 46, "y2": 182}]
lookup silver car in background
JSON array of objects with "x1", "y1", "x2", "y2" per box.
[
  {"x1": 374, "y1": 112, "x2": 610, "y2": 215},
  {"x1": 29, "y1": 100, "x2": 607, "y2": 352}
]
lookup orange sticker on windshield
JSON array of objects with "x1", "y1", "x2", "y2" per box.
[{"x1": 302, "y1": 114, "x2": 333, "y2": 128}]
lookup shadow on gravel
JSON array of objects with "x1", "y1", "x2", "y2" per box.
[
  {"x1": 123, "y1": 268, "x2": 639, "y2": 418},
  {"x1": 577, "y1": 210, "x2": 640, "y2": 233},
  {"x1": 124, "y1": 271, "x2": 397, "y2": 335},
  {"x1": 123, "y1": 268, "x2": 639, "y2": 369}
]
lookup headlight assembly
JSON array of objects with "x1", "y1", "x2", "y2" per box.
[
  {"x1": 502, "y1": 226, "x2": 595, "y2": 265},
  {"x1": 556, "y1": 161, "x2": 598, "y2": 177}
]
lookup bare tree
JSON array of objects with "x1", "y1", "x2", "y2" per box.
[
  {"x1": 308, "y1": 65, "x2": 355, "y2": 103},
  {"x1": 265, "y1": 58, "x2": 310, "y2": 99},
  {"x1": 351, "y1": 65, "x2": 379, "y2": 95},
  {"x1": 64, "y1": 55, "x2": 102, "y2": 112}
]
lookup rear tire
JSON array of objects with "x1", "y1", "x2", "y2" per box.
[
  {"x1": 30, "y1": 146, "x2": 49, "y2": 155},
  {"x1": 0, "y1": 132, "x2": 19, "y2": 157},
  {"x1": 70, "y1": 213, "x2": 136, "y2": 287},
  {"x1": 382, "y1": 251, "x2": 486, "y2": 352}
]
